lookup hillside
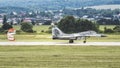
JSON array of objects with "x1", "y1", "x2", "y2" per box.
[
  {"x1": 0, "y1": 6, "x2": 31, "y2": 13},
  {"x1": 87, "y1": 5, "x2": 120, "y2": 10},
  {"x1": 0, "y1": 0, "x2": 120, "y2": 11}
]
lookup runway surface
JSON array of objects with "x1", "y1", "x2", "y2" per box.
[{"x1": 0, "y1": 42, "x2": 120, "y2": 46}]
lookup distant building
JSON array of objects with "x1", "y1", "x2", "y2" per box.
[
  {"x1": 43, "y1": 19, "x2": 52, "y2": 25},
  {"x1": 35, "y1": 18, "x2": 52, "y2": 25},
  {"x1": 0, "y1": 18, "x2": 3, "y2": 25},
  {"x1": 73, "y1": 15, "x2": 79, "y2": 19},
  {"x1": 23, "y1": 18, "x2": 32, "y2": 23},
  {"x1": 113, "y1": 14, "x2": 120, "y2": 21},
  {"x1": 12, "y1": 20, "x2": 18, "y2": 25},
  {"x1": 53, "y1": 15, "x2": 63, "y2": 23},
  {"x1": 10, "y1": 12, "x2": 17, "y2": 15},
  {"x1": 82, "y1": 15, "x2": 88, "y2": 19}
]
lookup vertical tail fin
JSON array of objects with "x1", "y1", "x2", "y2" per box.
[{"x1": 52, "y1": 26, "x2": 64, "y2": 39}]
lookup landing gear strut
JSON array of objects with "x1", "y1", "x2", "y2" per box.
[
  {"x1": 83, "y1": 37, "x2": 87, "y2": 43},
  {"x1": 83, "y1": 41, "x2": 86, "y2": 43},
  {"x1": 69, "y1": 39, "x2": 74, "y2": 43}
]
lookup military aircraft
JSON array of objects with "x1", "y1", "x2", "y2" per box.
[{"x1": 52, "y1": 26, "x2": 106, "y2": 43}]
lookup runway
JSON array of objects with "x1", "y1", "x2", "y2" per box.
[{"x1": 0, "y1": 42, "x2": 120, "y2": 46}]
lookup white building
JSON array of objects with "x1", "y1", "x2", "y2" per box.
[{"x1": 0, "y1": 18, "x2": 3, "y2": 25}]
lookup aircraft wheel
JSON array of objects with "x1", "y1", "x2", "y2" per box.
[
  {"x1": 83, "y1": 41, "x2": 86, "y2": 43},
  {"x1": 69, "y1": 39, "x2": 74, "y2": 43}
]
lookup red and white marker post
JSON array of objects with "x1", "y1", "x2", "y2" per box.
[{"x1": 7, "y1": 28, "x2": 16, "y2": 41}]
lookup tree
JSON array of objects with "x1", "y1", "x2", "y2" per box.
[
  {"x1": 113, "y1": 25, "x2": 120, "y2": 32},
  {"x1": 31, "y1": 20, "x2": 35, "y2": 25},
  {"x1": 2, "y1": 23, "x2": 13, "y2": 30},
  {"x1": 57, "y1": 16, "x2": 99, "y2": 33},
  {"x1": 76, "y1": 19, "x2": 99, "y2": 32},
  {"x1": 21, "y1": 22, "x2": 34, "y2": 33},
  {"x1": 0, "y1": 28, "x2": 5, "y2": 34},
  {"x1": 58, "y1": 16, "x2": 76, "y2": 33},
  {"x1": 104, "y1": 28, "x2": 114, "y2": 33},
  {"x1": 3, "y1": 15, "x2": 7, "y2": 24}
]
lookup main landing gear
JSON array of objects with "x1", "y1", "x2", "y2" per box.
[
  {"x1": 69, "y1": 37, "x2": 87, "y2": 43},
  {"x1": 83, "y1": 37, "x2": 87, "y2": 43},
  {"x1": 83, "y1": 40, "x2": 86, "y2": 43},
  {"x1": 69, "y1": 39, "x2": 74, "y2": 43}
]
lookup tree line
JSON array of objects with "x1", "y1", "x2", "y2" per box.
[
  {"x1": 57, "y1": 16, "x2": 99, "y2": 33},
  {"x1": 57, "y1": 16, "x2": 120, "y2": 33},
  {"x1": 0, "y1": 15, "x2": 120, "y2": 34}
]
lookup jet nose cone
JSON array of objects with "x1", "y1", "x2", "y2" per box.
[{"x1": 101, "y1": 34, "x2": 107, "y2": 37}]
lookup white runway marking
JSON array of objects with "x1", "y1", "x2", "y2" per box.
[{"x1": 0, "y1": 42, "x2": 120, "y2": 46}]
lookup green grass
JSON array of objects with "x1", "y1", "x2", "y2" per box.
[
  {"x1": 0, "y1": 34, "x2": 120, "y2": 42},
  {"x1": 99, "y1": 25, "x2": 116, "y2": 31},
  {"x1": 0, "y1": 46, "x2": 120, "y2": 68},
  {"x1": 0, "y1": 34, "x2": 119, "y2": 42},
  {"x1": 13, "y1": 25, "x2": 115, "y2": 32},
  {"x1": 13, "y1": 25, "x2": 50, "y2": 33},
  {"x1": 87, "y1": 34, "x2": 120, "y2": 42},
  {"x1": 0, "y1": 25, "x2": 118, "y2": 42},
  {"x1": 13, "y1": 25, "x2": 115, "y2": 33}
]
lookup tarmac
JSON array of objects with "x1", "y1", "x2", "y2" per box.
[{"x1": 0, "y1": 42, "x2": 120, "y2": 46}]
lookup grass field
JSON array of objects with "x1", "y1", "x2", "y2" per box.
[
  {"x1": 13, "y1": 25, "x2": 50, "y2": 33},
  {"x1": 0, "y1": 34, "x2": 120, "y2": 42},
  {"x1": 13, "y1": 25, "x2": 115, "y2": 33},
  {"x1": 99, "y1": 25, "x2": 115, "y2": 31},
  {"x1": 0, "y1": 25, "x2": 120, "y2": 68},
  {"x1": 0, "y1": 46, "x2": 120, "y2": 68},
  {"x1": 0, "y1": 25, "x2": 119, "y2": 42}
]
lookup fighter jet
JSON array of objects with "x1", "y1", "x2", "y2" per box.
[{"x1": 52, "y1": 26, "x2": 106, "y2": 43}]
